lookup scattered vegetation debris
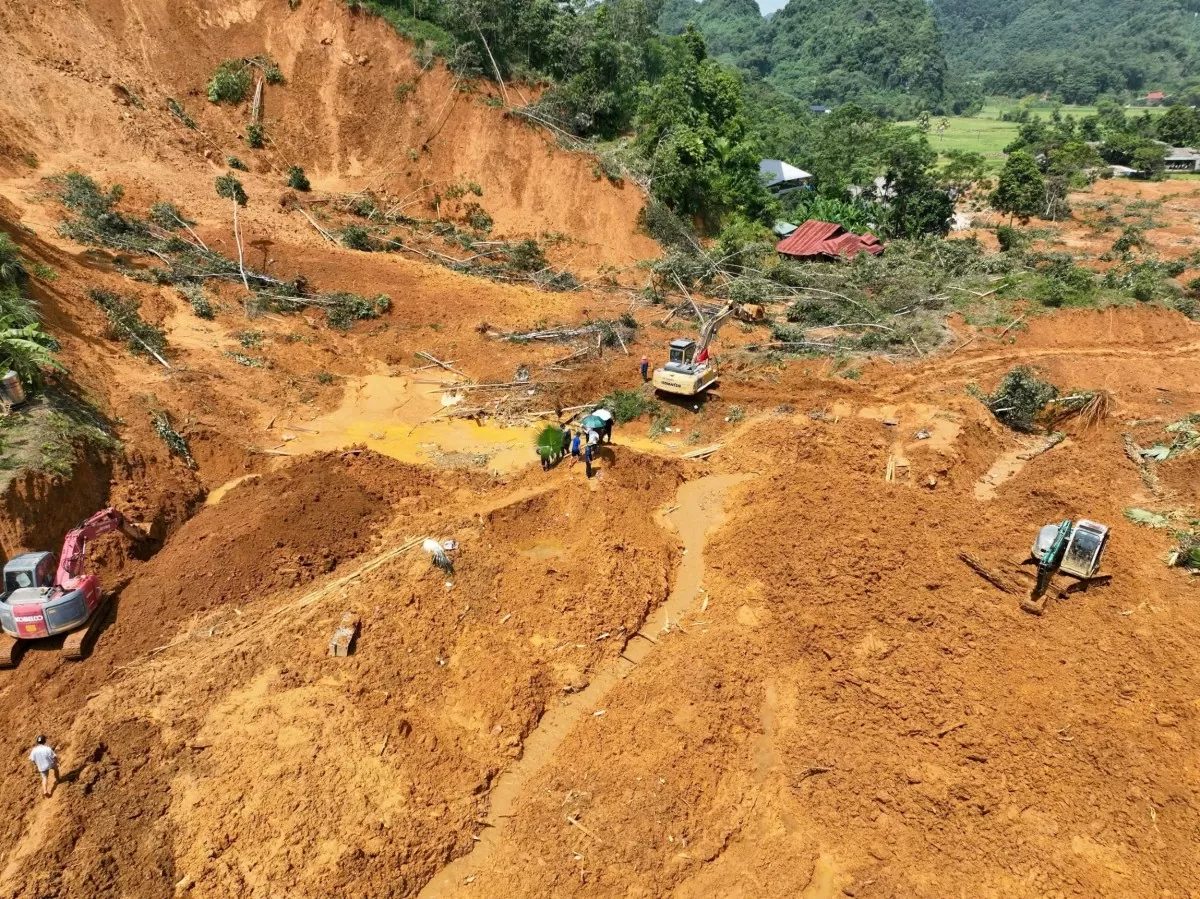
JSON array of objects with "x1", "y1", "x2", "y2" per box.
[
  {"x1": 151, "y1": 410, "x2": 194, "y2": 467},
  {"x1": 1126, "y1": 507, "x2": 1200, "y2": 572},
  {"x1": 178, "y1": 285, "x2": 214, "y2": 320},
  {"x1": 166, "y1": 98, "x2": 196, "y2": 128},
  {"x1": 51, "y1": 173, "x2": 388, "y2": 332},
  {"x1": 973, "y1": 366, "x2": 1058, "y2": 432},
  {"x1": 1125, "y1": 508, "x2": 1171, "y2": 529},
  {"x1": 235, "y1": 329, "x2": 264, "y2": 349},
  {"x1": 225, "y1": 351, "x2": 268, "y2": 368},
  {"x1": 89, "y1": 288, "x2": 168, "y2": 364}
]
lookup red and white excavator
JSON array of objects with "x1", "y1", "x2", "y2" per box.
[{"x1": 0, "y1": 508, "x2": 145, "y2": 667}]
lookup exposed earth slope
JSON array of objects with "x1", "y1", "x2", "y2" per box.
[{"x1": 0, "y1": 2, "x2": 1197, "y2": 899}]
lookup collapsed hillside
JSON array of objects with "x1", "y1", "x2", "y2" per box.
[{"x1": 0, "y1": 1, "x2": 1198, "y2": 898}]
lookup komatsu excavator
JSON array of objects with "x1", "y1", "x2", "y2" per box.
[
  {"x1": 0, "y1": 507, "x2": 145, "y2": 666},
  {"x1": 652, "y1": 303, "x2": 735, "y2": 397}
]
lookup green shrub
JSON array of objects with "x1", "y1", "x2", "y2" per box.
[
  {"x1": 979, "y1": 366, "x2": 1058, "y2": 432},
  {"x1": 227, "y1": 155, "x2": 249, "y2": 171},
  {"x1": 463, "y1": 202, "x2": 492, "y2": 233},
  {"x1": 215, "y1": 174, "x2": 248, "y2": 206},
  {"x1": 395, "y1": 81, "x2": 416, "y2": 102},
  {"x1": 598, "y1": 388, "x2": 660, "y2": 424},
  {"x1": 246, "y1": 123, "x2": 265, "y2": 148},
  {"x1": 995, "y1": 225, "x2": 1028, "y2": 252},
  {"x1": 315, "y1": 369, "x2": 336, "y2": 385},
  {"x1": 340, "y1": 226, "x2": 376, "y2": 251},
  {"x1": 208, "y1": 60, "x2": 252, "y2": 104},
  {"x1": 286, "y1": 166, "x2": 311, "y2": 192},
  {"x1": 236, "y1": 329, "x2": 264, "y2": 349},
  {"x1": 324, "y1": 293, "x2": 391, "y2": 330}
]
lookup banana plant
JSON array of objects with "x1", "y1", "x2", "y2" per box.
[{"x1": 0, "y1": 316, "x2": 63, "y2": 388}]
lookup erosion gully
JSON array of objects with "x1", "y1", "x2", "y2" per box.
[{"x1": 417, "y1": 473, "x2": 748, "y2": 898}]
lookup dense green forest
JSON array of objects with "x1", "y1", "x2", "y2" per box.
[
  {"x1": 931, "y1": 0, "x2": 1200, "y2": 102},
  {"x1": 658, "y1": 0, "x2": 978, "y2": 117}
]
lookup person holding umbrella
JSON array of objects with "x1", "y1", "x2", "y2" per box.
[
  {"x1": 580, "y1": 413, "x2": 607, "y2": 443},
  {"x1": 593, "y1": 408, "x2": 614, "y2": 443}
]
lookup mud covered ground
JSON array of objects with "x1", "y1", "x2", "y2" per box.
[{"x1": 0, "y1": 1, "x2": 1198, "y2": 897}]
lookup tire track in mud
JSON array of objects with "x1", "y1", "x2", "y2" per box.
[{"x1": 417, "y1": 473, "x2": 748, "y2": 899}]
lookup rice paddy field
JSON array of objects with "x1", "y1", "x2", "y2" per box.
[{"x1": 905, "y1": 99, "x2": 1169, "y2": 172}]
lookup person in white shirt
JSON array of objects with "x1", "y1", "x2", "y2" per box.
[{"x1": 29, "y1": 736, "x2": 58, "y2": 798}]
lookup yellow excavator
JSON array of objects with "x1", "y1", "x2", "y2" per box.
[{"x1": 652, "y1": 303, "x2": 735, "y2": 397}]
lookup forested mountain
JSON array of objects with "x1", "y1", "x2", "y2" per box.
[
  {"x1": 659, "y1": 0, "x2": 967, "y2": 117},
  {"x1": 931, "y1": 0, "x2": 1200, "y2": 101},
  {"x1": 657, "y1": 0, "x2": 765, "y2": 63}
]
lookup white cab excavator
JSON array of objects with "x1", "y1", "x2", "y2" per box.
[{"x1": 652, "y1": 302, "x2": 735, "y2": 397}]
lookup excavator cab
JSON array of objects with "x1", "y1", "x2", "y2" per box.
[
  {"x1": 668, "y1": 338, "x2": 697, "y2": 368},
  {"x1": 3, "y1": 552, "x2": 56, "y2": 594}
]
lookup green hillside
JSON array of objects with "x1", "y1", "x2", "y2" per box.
[
  {"x1": 659, "y1": 0, "x2": 965, "y2": 117},
  {"x1": 931, "y1": 0, "x2": 1200, "y2": 102}
]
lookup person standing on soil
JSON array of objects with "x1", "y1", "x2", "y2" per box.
[
  {"x1": 641, "y1": 357, "x2": 649, "y2": 382},
  {"x1": 594, "y1": 409, "x2": 614, "y2": 443},
  {"x1": 570, "y1": 431, "x2": 581, "y2": 461},
  {"x1": 29, "y1": 736, "x2": 59, "y2": 799},
  {"x1": 584, "y1": 440, "x2": 594, "y2": 478}
]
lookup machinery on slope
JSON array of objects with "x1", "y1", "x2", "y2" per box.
[
  {"x1": 652, "y1": 303, "x2": 735, "y2": 397},
  {"x1": 0, "y1": 507, "x2": 145, "y2": 666},
  {"x1": 1022, "y1": 519, "x2": 1110, "y2": 614}
]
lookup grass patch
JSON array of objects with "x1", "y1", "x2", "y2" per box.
[
  {"x1": 598, "y1": 388, "x2": 660, "y2": 424},
  {"x1": 0, "y1": 391, "x2": 120, "y2": 482}
]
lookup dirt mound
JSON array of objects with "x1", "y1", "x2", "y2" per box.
[{"x1": 120, "y1": 450, "x2": 450, "y2": 624}]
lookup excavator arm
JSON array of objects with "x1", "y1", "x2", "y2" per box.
[
  {"x1": 700, "y1": 303, "x2": 734, "y2": 355},
  {"x1": 55, "y1": 508, "x2": 143, "y2": 588}
]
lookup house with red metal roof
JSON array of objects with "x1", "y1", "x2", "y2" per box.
[{"x1": 774, "y1": 219, "x2": 884, "y2": 262}]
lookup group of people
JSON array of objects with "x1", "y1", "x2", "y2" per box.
[{"x1": 536, "y1": 407, "x2": 614, "y2": 478}]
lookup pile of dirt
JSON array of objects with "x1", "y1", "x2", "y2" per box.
[
  {"x1": 475, "y1": 410, "x2": 1199, "y2": 897},
  {"x1": 0, "y1": 453, "x2": 686, "y2": 899},
  {"x1": 120, "y1": 450, "x2": 453, "y2": 622}
]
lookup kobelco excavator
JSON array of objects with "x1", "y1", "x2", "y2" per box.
[
  {"x1": 652, "y1": 303, "x2": 736, "y2": 397},
  {"x1": 0, "y1": 507, "x2": 145, "y2": 666}
]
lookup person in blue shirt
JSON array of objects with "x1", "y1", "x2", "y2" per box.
[{"x1": 570, "y1": 432, "x2": 581, "y2": 459}]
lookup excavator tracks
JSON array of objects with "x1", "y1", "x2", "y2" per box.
[
  {"x1": 0, "y1": 634, "x2": 23, "y2": 669},
  {"x1": 62, "y1": 597, "x2": 110, "y2": 661}
]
